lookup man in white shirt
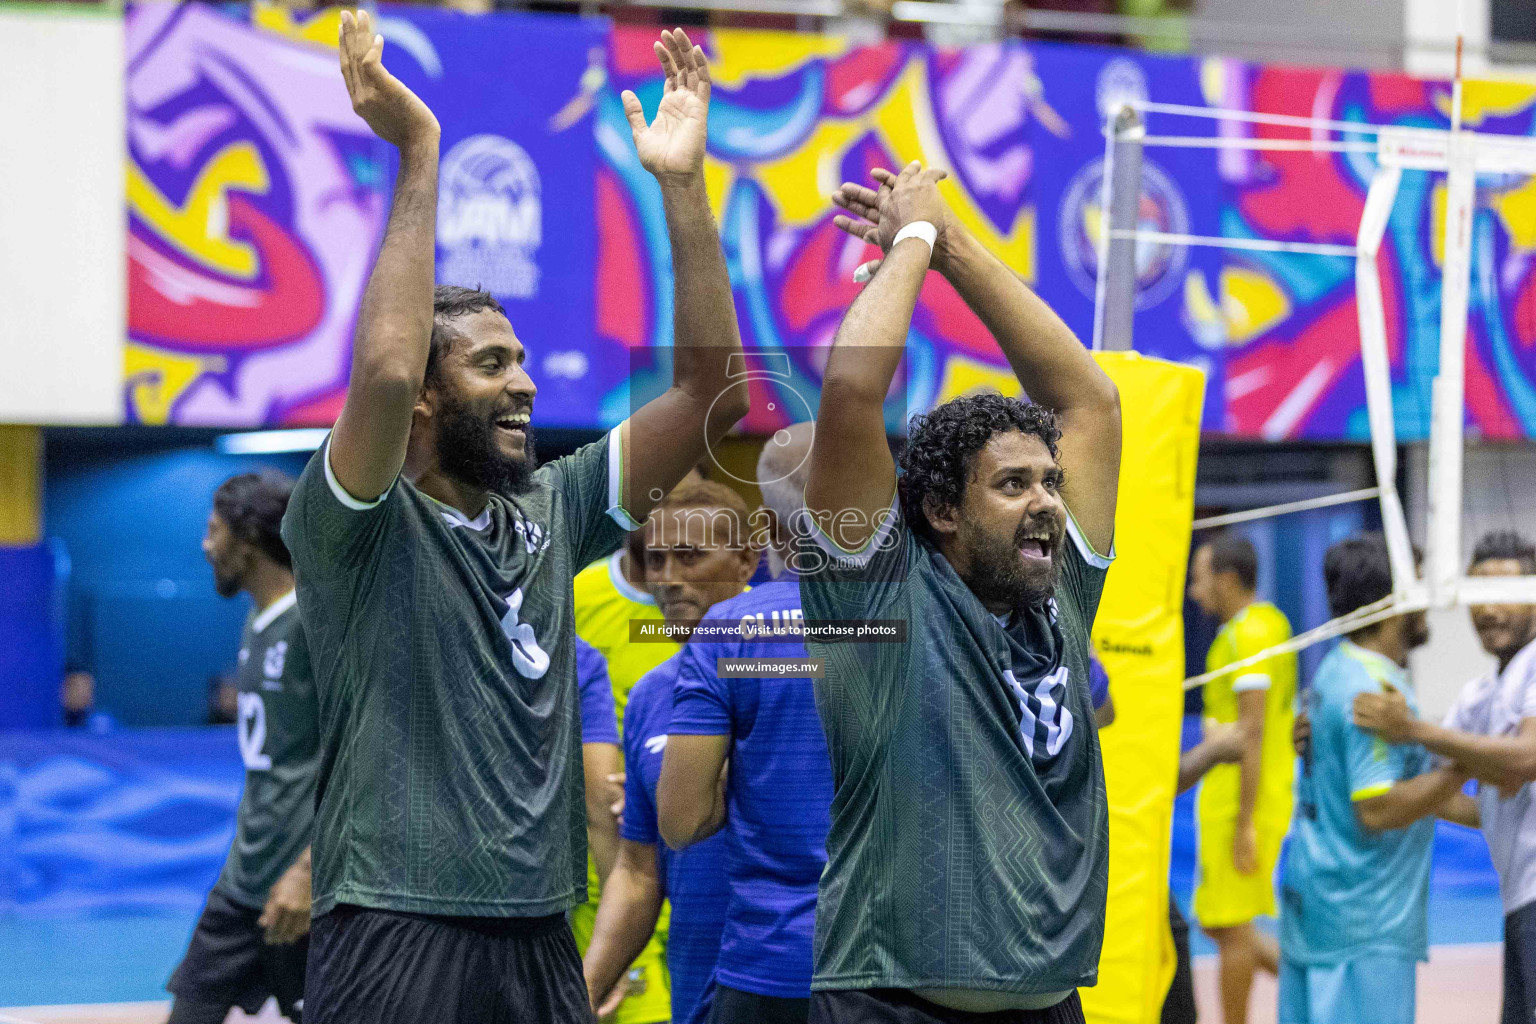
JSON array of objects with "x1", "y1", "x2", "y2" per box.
[{"x1": 1354, "y1": 530, "x2": 1536, "y2": 1024}]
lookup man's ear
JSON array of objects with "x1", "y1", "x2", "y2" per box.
[
  {"x1": 924, "y1": 495, "x2": 959, "y2": 537},
  {"x1": 414, "y1": 382, "x2": 435, "y2": 422},
  {"x1": 737, "y1": 538, "x2": 761, "y2": 583}
]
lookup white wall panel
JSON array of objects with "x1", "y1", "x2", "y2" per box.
[{"x1": 0, "y1": 7, "x2": 125, "y2": 425}]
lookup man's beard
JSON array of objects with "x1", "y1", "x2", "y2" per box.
[
  {"x1": 210, "y1": 553, "x2": 244, "y2": 598},
  {"x1": 435, "y1": 391, "x2": 536, "y2": 495},
  {"x1": 213, "y1": 570, "x2": 240, "y2": 598},
  {"x1": 961, "y1": 512, "x2": 1063, "y2": 611}
]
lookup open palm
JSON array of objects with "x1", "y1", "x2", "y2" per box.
[{"x1": 622, "y1": 29, "x2": 710, "y2": 182}]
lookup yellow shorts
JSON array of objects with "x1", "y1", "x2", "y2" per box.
[
  {"x1": 570, "y1": 901, "x2": 672, "y2": 1024},
  {"x1": 1192, "y1": 814, "x2": 1284, "y2": 930}
]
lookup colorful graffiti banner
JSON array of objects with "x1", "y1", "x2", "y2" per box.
[
  {"x1": 597, "y1": 31, "x2": 1233, "y2": 434},
  {"x1": 125, "y1": 3, "x2": 603, "y2": 428},
  {"x1": 1215, "y1": 66, "x2": 1536, "y2": 440},
  {"x1": 126, "y1": 3, "x2": 387, "y2": 426},
  {"x1": 125, "y1": 9, "x2": 1536, "y2": 439}
]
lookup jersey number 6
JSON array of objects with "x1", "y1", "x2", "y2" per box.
[{"x1": 501, "y1": 587, "x2": 551, "y2": 679}]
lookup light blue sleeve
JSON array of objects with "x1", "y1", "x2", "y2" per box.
[{"x1": 1339, "y1": 674, "x2": 1408, "y2": 801}]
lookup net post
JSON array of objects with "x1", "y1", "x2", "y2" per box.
[
  {"x1": 1428, "y1": 135, "x2": 1475, "y2": 607},
  {"x1": 1094, "y1": 105, "x2": 1144, "y2": 353},
  {"x1": 1354, "y1": 165, "x2": 1420, "y2": 602}
]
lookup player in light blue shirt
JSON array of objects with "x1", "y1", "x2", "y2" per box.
[{"x1": 1279, "y1": 535, "x2": 1466, "y2": 1024}]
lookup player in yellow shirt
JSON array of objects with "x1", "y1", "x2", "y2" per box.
[{"x1": 1188, "y1": 533, "x2": 1297, "y2": 1024}]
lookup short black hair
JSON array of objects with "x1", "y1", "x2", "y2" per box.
[
  {"x1": 213, "y1": 471, "x2": 296, "y2": 569},
  {"x1": 1324, "y1": 533, "x2": 1393, "y2": 619},
  {"x1": 1471, "y1": 530, "x2": 1536, "y2": 575},
  {"x1": 1204, "y1": 532, "x2": 1258, "y2": 591},
  {"x1": 426, "y1": 285, "x2": 508, "y2": 385},
  {"x1": 898, "y1": 391, "x2": 1061, "y2": 544}
]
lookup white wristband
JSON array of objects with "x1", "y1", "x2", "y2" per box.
[
  {"x1": 849, "y1": 222, "x2": 939, "y2": 283},
  {"x1": 892, "y1": 221, "x2": 938, "y2": 256}
]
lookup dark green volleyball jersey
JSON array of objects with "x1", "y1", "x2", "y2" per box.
[
  {"x1": 214, "y1": 593, "x2": 320, "y2": 909},
  {"x1": 797, "y1": 500, "x2": 1112, "y2": 997},
  {"x1": 281, "y1": 428, "x2": 635, "y2": 918}
]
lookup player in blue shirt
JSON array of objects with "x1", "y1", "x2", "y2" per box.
[
  {"x1": 1279, "y1": 535, "x2": 1467, "y2": 1024},
  {"x1": 609, "y1": 658, "x2": 732, "y2": 1024},
  {"x1": 583, "y1": 481, "x2": 757, "y2": 1023},
  {"x1": 658, "y1": 426, "x2": 833, "y2": 1024},
  {"x1": 577, "y1": 638, "x2": 623, "y2": 886}
]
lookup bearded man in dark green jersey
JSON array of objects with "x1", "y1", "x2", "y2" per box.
[
  {"x1": 167, "y1": 471, "x2": 316, "y2": 1024},
  {"x1": 795, "y1": 162, "x2": 1122, "y2": 1024},
  {"x1": 282, "y1": 14, "x2": 745, "y2": 1024}
]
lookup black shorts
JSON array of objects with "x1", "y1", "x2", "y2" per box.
[
  {"x1": 168, "y1": 888, "x2": 307, "y2": 1021},
  {"x1": 1504, "y1": 900, "x2": 1536, "y2": 1024},
  {"x1": 710, "y1": 983, "x2": 810, "y2": 1024},
  {"x1": 809, "y1": 990, "x2": 1085, "y2": 1024},
  {"x1": 304, "y1": 903, "x2": 594, "y2": 1024}
]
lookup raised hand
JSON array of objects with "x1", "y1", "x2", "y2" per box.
[
  {"x1": 832, "y1": 162, "x2": 953, "y2": 273},
  {"x1": 339, "y1": 9, "x2": 439, "y2": 149},
  {"x1": 622, "y1": 29, "x2": 711, "y2": 184}
]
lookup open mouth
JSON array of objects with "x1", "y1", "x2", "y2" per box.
[
  {"x1": 1018, "y1": 527, "x2": 1054, "y2": 563},
  {"x1": 495, "y1": 411, "x2": 531, "y2": 438}
]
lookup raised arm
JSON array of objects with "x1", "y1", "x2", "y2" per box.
[
  {"x1": 940, "y1": 228, "x2": 1120, "y2": 553},
  {"x1": 807, "y1": 164, "x2": 949, "y2": 550},
  {"x1": 832, "y1": 172, "x2": 1121, "y2": 553},
  {"x1": 328, "y1": 10, "x2": 441, "y2": 502},
  {"x1": 618, "y1": 31, "x2": 747, "y2": 521}
]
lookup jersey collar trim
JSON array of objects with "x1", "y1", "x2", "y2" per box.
[
  {"x1": 608, "y1": 551, "x2": 655, "y2": 605},
  {"x1": 437, "y1": 503, "x2": 492, "y2": 531},
  {"x1": 1503, "y1": 633, "x2": 1536, "y2": 688},
  {"x1": 252, "y1": 590, "x2": 297, "y2": 634},
  {"x1": 1340, "y1": 640, "x2": 1406, "y2": 684}
]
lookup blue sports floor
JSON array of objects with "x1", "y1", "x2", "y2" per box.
[
  {"x1": 0, "y1": 815, "x2": 1503, "y2": 1007},
  {"x1": 0, "y1": 719, "x2": 1506, "y2": 1008}
]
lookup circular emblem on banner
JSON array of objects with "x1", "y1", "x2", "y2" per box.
[
  {"x1": 1058, "y1": 156, "x2": 1190, "y2": 311},
  {"x1": 438, "y1": 135, "x2": 543, "y2": 300}
]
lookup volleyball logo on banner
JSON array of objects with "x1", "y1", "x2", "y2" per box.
[
  {"x1": 438, "y1": 134, "x2": 544, "y2": 300},
  {"x1": 1058, "y1": 156, "x2": 1191, "y2": 310}
]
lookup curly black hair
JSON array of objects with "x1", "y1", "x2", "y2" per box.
[
  {"x1": 213, "y1": 471, "x2": 296, "y2": 570},
  {"x1": 426, "y1": 285, "x2": 508, "y2": 385},
  {"x1": 898, "y1": 391, "x2": 1061, "y2": 543},
  {"x1": 1472, "y1": 530, "x2": 1536, "y2": 574}
]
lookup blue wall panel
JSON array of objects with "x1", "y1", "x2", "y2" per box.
[
  {"x1": 45, "y1": 444, "x2": 310, "y2": 727},
  {"x1": 0, "y1": 544, "x2": 65, "y2": 729}
]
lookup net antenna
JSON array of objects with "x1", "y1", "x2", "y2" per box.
[{"x1": 1090, "y1": 57, "x2": 1536, "y2": 688}]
